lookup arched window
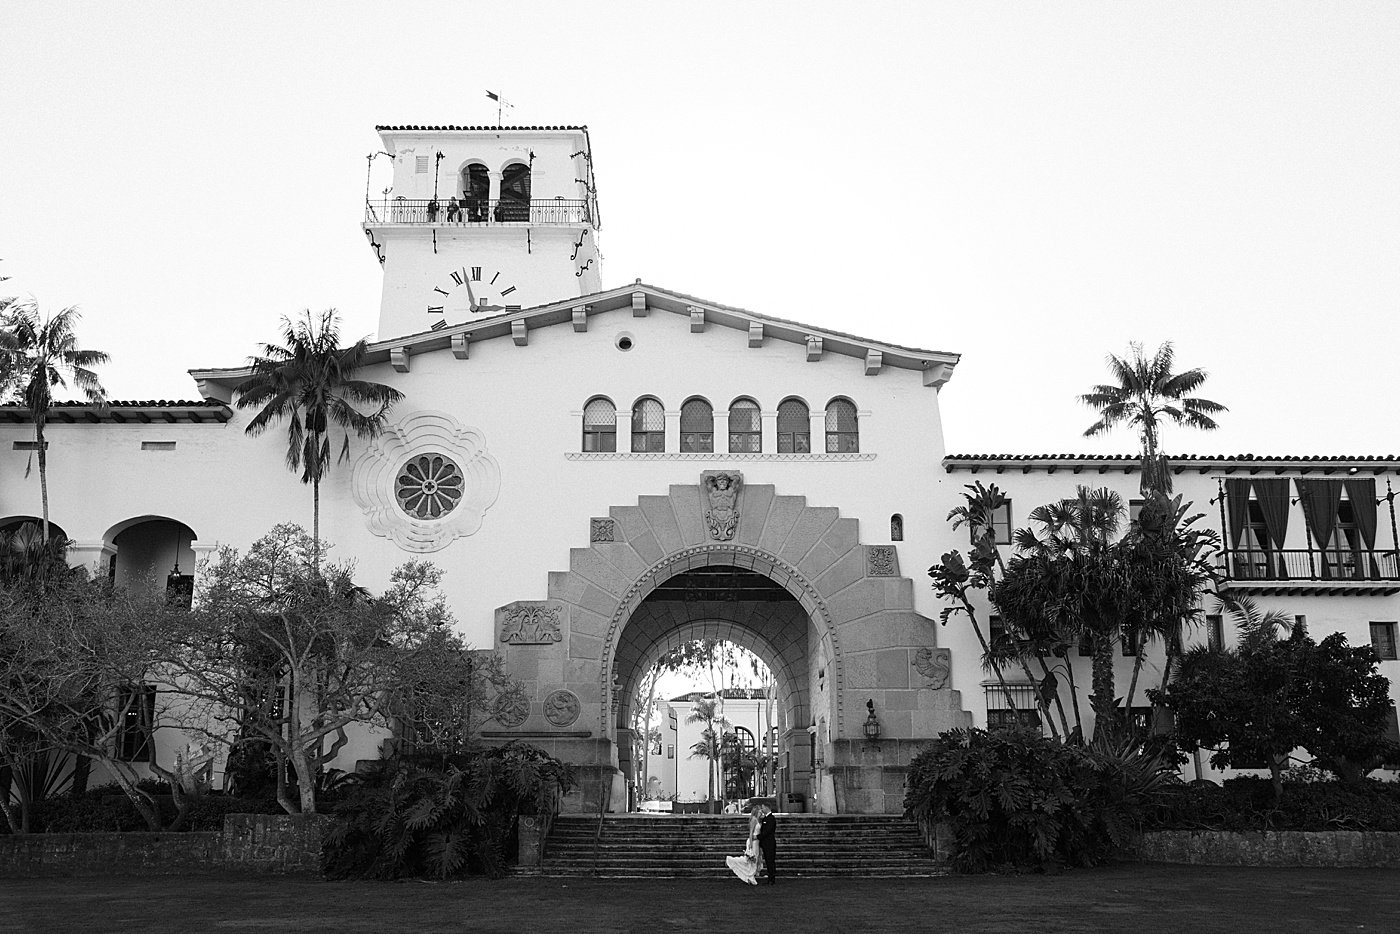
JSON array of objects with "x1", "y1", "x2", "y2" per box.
[
  {"x1": 498, "y1": 162, "x2": 531, "y2": 222},
  {"x1": 582, "y1": 398, "x2": 616, "y2": 452},
  {"x1": 776, "y1": 398, "x2": 810, "y2": 453},
  {"x1": 461, "y1": 163, "x2": 489, "y2": 222},
  {"x1": 825, "y1": 398, "x2": 858, "y2": 453},
  {"x1": 680, "y1": 398, "x2": 713, "y2": 453},
  {"x1": 891, "y1": 514, "x2": 904, "y2": 541},
  {"x1": 631, "y1": 397, "x2": 665, "y2": 452},
  {"x1": 728, "y1": 398, "x2": 761, "y2": 453}
]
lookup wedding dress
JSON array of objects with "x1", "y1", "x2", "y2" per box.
[{"x1": 726, "y1": 838, "x2": 761, "y2": 885}]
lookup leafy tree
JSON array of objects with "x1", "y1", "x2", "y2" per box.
[
  {"x1": 158, "y1": 524, "x2": 521, "y2": 815},
  {"x1": 0, "y1": 551, "x2": 189, "y2": 831},
  {"x1": 1080, "y1": 341, "x2": 1226, "y2": 494},
  {"x1": 992, "y1": 487, "x2": 1217, "y2": 740},
  {"x1": 1153, "y1": 617, "x2": 1397, "y2": 800},
  {"x1": 0, "y1": 301, "x2": 108, "y2": 543},
  {"x1": 235, "y1": 309, "x2": 403, "y2": 572}
]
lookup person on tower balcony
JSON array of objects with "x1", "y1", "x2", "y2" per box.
[{"x1": 446, "y1": 196, "x2": 461, "y2": 222}]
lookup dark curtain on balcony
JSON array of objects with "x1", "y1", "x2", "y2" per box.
[
  {"x1": 1254, "y1": 479, "x2": 1291, "y2": 575},
  {"x1": 1296, "y1": 479, "x2": 1345, "y2": 578},
  {"x1": 1344, "y1": 478, "x2": 1380, "y2": 578},
  {"x1": 1225, "y1": 479, "x2": 1251, "y2": 547}
]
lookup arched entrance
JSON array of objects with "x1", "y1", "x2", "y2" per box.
[{"x1": 490, "y1": 474, "x2": 973, "y2": 814}]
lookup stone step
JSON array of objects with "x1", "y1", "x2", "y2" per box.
[{"x1": 543, "y1": 814, "x2": 940, "y2": 879}]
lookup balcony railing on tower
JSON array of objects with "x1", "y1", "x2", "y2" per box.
[{"x1": 364, "y1": 198, "x2": 591, "y2": 226}]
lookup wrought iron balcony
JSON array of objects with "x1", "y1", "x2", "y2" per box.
[
  {"x1": 363, "y1": 198, "x2": 591, "y2": 227},
  {"x1": 1222, "y1": 547, "x2": 1400, "y2": 595}
]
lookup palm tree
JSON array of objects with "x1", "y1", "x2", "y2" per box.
[
  {"x1": 685, "y1": 696, "x2": 729, "y2": 811},
  {"x1": 235, "y1": 310, "x2": 403, "y2": 571},
  {"x1": 0, "y1": 302, "x2": 108, "y2": 544},
  {"x1": 1080, "y1": 342, "x2": 1226, "y2": 494}
]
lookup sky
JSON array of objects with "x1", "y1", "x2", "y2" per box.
[{"x1": 2, "y1": 1, "x2": 1398, "y2": 459}]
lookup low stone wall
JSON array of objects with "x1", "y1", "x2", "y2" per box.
[
  {"x1": 0, "y1": 814, "x2": 329, "y2": 877},
  {"x1": 0, "y1": 831, "x2": 222, "y2": 876},
  {"x1": 1137, "y1": 830, "x2": 1400, "y2": 868}
]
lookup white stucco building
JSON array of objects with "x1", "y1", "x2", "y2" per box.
[{"x1": 4, "y1": 124, "x2": 1397, "y2": 813}]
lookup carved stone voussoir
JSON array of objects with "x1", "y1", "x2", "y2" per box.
[
  {"x1": 497, "y1": 600, "x2": 567, "y2": 645},
  {"x1": 590, "y1": 517, "x2": 617, "y2": 543},
  {"x1": 544, "y1": 689, "x2": 581, "y2": 727},
  {"x1": 701, "y1": 471, "x2": 742, "y2": 541},
  {"x1": 866, "y1": 545, "x2": 898, "y2": 577},
  {"x1": 913, "y1": 647, "x2": 952, "y2": 690}
]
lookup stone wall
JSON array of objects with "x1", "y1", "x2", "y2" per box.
[
  {"x1": 0, "y1": 831, "x2": 222, "y2": 876},
  {"x1": 0, "y1": 814, "x2": 329, "y2": 877},
  {"x1": 1137, "y1": 830, "x2": 1400, "y2": 868}
]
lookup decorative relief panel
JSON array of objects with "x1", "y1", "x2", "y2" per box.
[
  {"x1": 494, "y1": 692, "x2": 529, "y2": 727},
  {"x1": 544, "y1": 690, "x2": 581, "y2": 727},
  {"x1": 590, "y1": 517, "x2": 616, "y2": 543},
  {"x1": 351, "y1": 411, "x2": 501, "y2": 553},
  {"x1": 866, "y1": 545, "x2": 898, "y2": 577},
  {"x1": 913, "y1": 647, "x2": 952, "y2": 690},
  {"x1": 701, "y1": 471, "x2": 742, "y2": 541},
  {"x1": 498, "y1": 601, "x2": 566, "y2": 645}
]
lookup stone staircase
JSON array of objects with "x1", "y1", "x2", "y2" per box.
[{"x1": 540, "y1": 813, "x2": 944, "y2": 878}]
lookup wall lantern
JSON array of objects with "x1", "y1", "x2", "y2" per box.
[{"x1": 863, "y1": 698, "x2": 881, "y2": 742}]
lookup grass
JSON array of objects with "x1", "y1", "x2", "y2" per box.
[{"x1": 5, "y1": 864, "x2": 1399, "y2": 934}]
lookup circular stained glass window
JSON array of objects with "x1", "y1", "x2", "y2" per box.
[{"x1": 395, "y1": 454, "x2": 464, "y2": 519}]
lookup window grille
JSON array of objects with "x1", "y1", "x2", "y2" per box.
[
  {"x1": 631, "y1": 398, "x2": 665, "y2": 452},
  {"x1": 890, "y1": 513, "x2": 904, "y2": 541},
  {"x1": 1207, "y1": 614, "x2": 1225, "y2": 651},
  {"x1": 777, "y1": 399, "x2": 810, "y2": 453},
  {"x1": 728, "y1": 399, "x2": 761, "y2": 453},
  {"x1": 984, "y1": 684, "x2": 1042, "y2": 733},
  {"x1": 116, "y1": 684, "x2": 156, "y2": 761},
  {"x1": 582, "y1": 398, "x2": 616, "y2": 452},
  {"x1": 415, "y1": 155, "x2": 430, "y2": 174},
  {"x1": 679, "y1": 398, "x2": 713, "y2": 453},
  {"x1": 1371, "y1": 622, "x2": 1398, "y2": 661},
  {"x1": 825, "y1": 399, "x2": 858, "y2": 453}
]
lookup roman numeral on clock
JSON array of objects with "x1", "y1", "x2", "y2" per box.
[
  {"x1": 427, "y1": 305, "x2": 444, "y2": 314},
  {"x1": 501, "y1": 285, "x2": 516, "y2": 296},
  {"x1": 433, "y1": 287, "x2": 449, "y2": 296},
  {"x1": 471, "y1": 266, "x2": 483, "y2": 281}
]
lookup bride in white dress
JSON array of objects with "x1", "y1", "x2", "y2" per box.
[{"x1": 726, "y1": 809, "x2": 764, "y2": 884}]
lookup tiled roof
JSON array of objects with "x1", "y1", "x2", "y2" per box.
[
  {"x1": 946, "y1": 454, "x2": 1400, "y2": 463},
  {"x1": 944, "y1": 453, "x2": 1400, "y2": 474},
  {"x1": 0, "y1": 399, "x2": 232, "y2": 424},
  {"x1": 376, "y1": 125, "x2": 584, "y2": 132}
]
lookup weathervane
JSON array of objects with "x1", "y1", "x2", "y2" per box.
[{"x1": 486, "y1": 90, "x2": 514, "y2": 127}]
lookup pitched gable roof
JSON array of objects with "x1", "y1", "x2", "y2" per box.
[{"x1": 189, "y1": 282, "x2": 961, "y2": 401}]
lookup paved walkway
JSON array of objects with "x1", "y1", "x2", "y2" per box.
[{"x1": 6, "y1": 864, "x2": 1400, "y2": 933}]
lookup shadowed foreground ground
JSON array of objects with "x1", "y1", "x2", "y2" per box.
[{"x1": 5, "y1": 863, "x2": 1399, "y2": 933}]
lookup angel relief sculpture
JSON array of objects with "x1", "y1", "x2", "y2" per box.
[
  {"x1": 500, "y1": 603, "x2": 563, "y2": 645},
  {"x1": 703, "y1": 471, "x2": 742, "y2": 541}
]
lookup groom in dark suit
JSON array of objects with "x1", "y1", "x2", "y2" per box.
[{"x1": 755, "y1": 804, "x2": 777, "y2": 885}]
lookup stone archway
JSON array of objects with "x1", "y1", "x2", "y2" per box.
[{"x1": 491, "y1": 474, "x2": 972, "y2": 813}]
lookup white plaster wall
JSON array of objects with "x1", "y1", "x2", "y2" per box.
[
  {"x1": 935, "y1": 464, "x2": 1400, "y2": 781},
  {"x1": 670, "y1": 697, "x2": 767, "y2": 802}
]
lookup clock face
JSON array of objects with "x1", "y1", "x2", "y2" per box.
[{"x1": 426, "y1": 265, "x2": 521, "y2": 328}]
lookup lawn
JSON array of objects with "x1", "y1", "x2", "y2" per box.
[{"x1": 4, "y1": 864, "x2": 1398, "y2": 933}]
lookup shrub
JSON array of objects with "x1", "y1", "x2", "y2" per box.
[
  {"x1": 903, "y1": 728, "x2": 1178, "y2": 872},
  {"x1": 1144, "y1": 776, "x2": 1400, "y2": 832},
  {"x1": 323, "y1": 742, "x2": 576, "y2": 881},
  {"x1": 35, "y1": 789, "x2": 277, "y2": 832}
]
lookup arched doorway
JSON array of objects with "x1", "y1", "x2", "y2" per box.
[
  {"x1": 490, "y1": 474, "x2": 973, "y2": 815},
  {"x1": 611, "y1": 564, "x2": 816, "y2": 810},
  {"x1": 103, "y1": 516, "x2": 198, "y2": 605}
]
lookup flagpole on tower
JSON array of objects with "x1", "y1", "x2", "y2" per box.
[{"x1": 486, "y1": 89, "x2": 513, "y2": 127}]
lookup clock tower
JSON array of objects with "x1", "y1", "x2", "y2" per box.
[{"x1": 364, "y1": 125, "x2": 603, "y2": 340}]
